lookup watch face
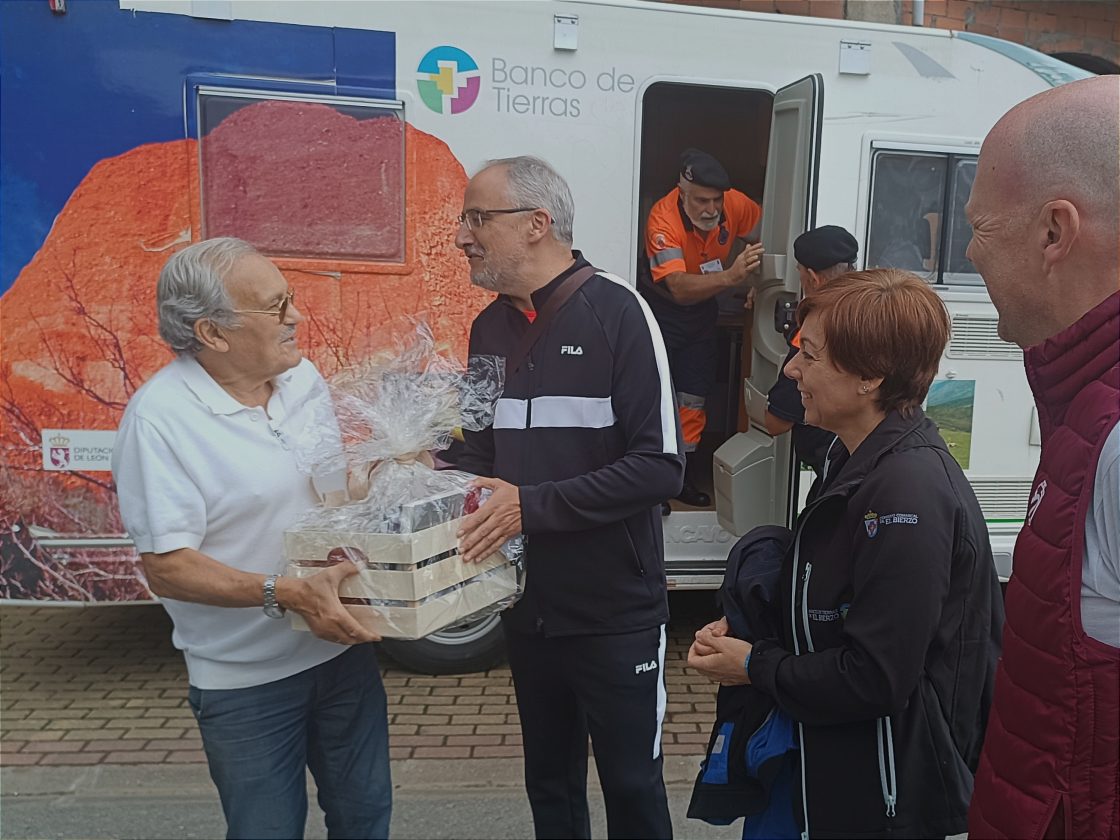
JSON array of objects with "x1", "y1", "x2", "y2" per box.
[{"x1": 263, "y1": 604, "x2": 286, "y2": 619}]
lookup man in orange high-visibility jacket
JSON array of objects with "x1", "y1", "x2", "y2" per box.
[{"x1": 641, "y1": 149, "x2": 763, "y2": 507}]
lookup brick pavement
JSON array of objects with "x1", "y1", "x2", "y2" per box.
[{"x1": 0, "y1": 593, "x2": 721, "y2": 766}]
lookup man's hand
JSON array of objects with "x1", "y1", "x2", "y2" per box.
[
  {"x1": 278, "y1": 561, "x2": 381, "y2": 645},
  {"x1": 458, "y1": 477, "x2": 522, "y2": 564},
  {"x1": 726, "y1": 243, "x2": 765, "y2": 285},
  {"x1": 687, "y1": 623, "x2": 752, "y2": 686}
]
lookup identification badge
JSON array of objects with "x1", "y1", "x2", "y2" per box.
[{"x1": 699, "y1": 258, "x2": 723, "y2": 274}]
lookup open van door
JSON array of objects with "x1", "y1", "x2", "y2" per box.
[{"x1": 714, "y1": 74, "x2": 822, "y2": 535}]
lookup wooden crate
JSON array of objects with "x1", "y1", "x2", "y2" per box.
[{"x1": 284, "y1": 515, "x2": 520, "y2": 639}]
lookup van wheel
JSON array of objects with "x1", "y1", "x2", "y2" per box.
[{"x1": 379, "y1": 613, "x2": 506, "y2": 675}]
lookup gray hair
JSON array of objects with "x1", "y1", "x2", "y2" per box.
[
  {"x1": 156, "y1": 237, "x2": 259, "y2": 355},
  {"x1": 819, "y1": 261, "x2": 854, "y2": 282},
  {"x1": 483, "y1": 156, "x2": 575, "y2": 244}
]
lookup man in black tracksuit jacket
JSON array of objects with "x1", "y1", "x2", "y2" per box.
[{"x1": 451, "y1": 156, "x2": 684, "y2": 840}]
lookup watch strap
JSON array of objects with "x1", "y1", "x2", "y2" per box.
[{"x1": 263, "y1": 574, "x2": 286, "y2": 618}]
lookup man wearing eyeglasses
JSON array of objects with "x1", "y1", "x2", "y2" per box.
[
  {"x1": 111, "y1": 238, "x2": 391, "y2": 840},
  {"x1": 450, "y1": 156, "x2": 684, "y2": 840}
]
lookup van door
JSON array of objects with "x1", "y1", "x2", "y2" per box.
[{"x1": 713, "y1": 74, "x2": 822, "y2": 535}]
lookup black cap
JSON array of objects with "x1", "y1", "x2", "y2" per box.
[
  {"x1": 794, "y1": 225, "x2": 859, "y2": 271},
  {"x1": 679, "y1": 148, "x2": 730, "y2": 191}
]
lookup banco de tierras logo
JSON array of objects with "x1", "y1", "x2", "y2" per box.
[{"x1": 417, "y1": 46, "x2": 481, "y2": 115}]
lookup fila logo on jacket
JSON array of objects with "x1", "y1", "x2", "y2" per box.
[{"x1": 560, "y1": 345, "x2": 584, "y2": 355}]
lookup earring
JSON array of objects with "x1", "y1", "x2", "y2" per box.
[{"x1": 860, "y1": 385, "x2": 870, "y2": 394}]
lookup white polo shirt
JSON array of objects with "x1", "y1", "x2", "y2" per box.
[{"x1": 112, "y1": 355, "x2": 344, "y2": 689}]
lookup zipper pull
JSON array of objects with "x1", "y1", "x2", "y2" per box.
[
  {"x1": 527, "y1": 358, "x2": 535, "y2": 371},
  {"x1": 802, "y1": 561, "x2": 813, "y2": 583},
  {"x1": 886, "y1": 797, "x2": 896, "y2": 818}
]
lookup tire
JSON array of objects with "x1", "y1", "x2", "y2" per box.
[{"x1": 380, "y1": 612, "x2": 507, "y2": 675}]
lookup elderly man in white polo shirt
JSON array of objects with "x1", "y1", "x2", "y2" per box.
[{"x1": 112, "y1": 238, "x2": 391, "y2": 840}]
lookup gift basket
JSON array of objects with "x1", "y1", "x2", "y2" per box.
[{"x1": 284, "y1": 323, "x2": 524, "y2": 639}]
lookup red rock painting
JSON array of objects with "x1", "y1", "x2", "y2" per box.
[{"x1": 202, "y1": 100, "x2": 405, "y2": 261}]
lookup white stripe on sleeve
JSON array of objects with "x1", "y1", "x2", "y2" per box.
[{"x1": 601, "y1": 272, "x2": 679, "y2": 455}]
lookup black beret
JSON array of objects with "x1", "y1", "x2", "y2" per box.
[
  {"x1": 794, "y1": 225, "x2": 859, "y2": 271},
  {"x1": 679, "y1": 148, "x2": 730, "y2": 191}
]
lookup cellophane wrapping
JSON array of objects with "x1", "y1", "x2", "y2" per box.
[{"x1": 283, "y1": 322, "x2": 525, "y2": 640}]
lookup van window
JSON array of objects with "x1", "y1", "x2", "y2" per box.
[
  {"x1": 197, "y1": 88, "x2": 405, "y2": 263},
  {"x1": 943, "y1": 159, "x2": 979, "y2": 285},
  {"x1": 866, "y1": 150, "x2": 982, "y2": 286}
]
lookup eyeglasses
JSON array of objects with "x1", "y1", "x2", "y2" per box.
[
  {"x1": 233, "y1": 290, "x2": 296, "y2": 322},
  {"x1": 457, "y1": 207, "x2": 538, "y2": 231}
]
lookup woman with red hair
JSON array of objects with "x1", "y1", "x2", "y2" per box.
[{"x1": 689, "y1": 269, "x2": 1003, "y2": 838}]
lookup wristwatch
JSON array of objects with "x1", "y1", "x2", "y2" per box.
[{"x1": 263, "y1": 574, "x2": 286, "y2": 619}]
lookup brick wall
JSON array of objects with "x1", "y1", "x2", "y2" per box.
[{"x1": 660, "y1": 0, "x2": 1120, "y2": 69}]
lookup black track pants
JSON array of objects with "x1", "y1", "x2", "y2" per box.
[{"x1": 504, "y1": 623, "x2": 673, "y2": 840}]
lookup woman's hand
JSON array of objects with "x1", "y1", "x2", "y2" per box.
[
  {"x1": 690, "y1": 616, "x2": 730, "y2": 656},
  {"x1": 687, "y1": 622, "x2": 753, "y2": 686}
]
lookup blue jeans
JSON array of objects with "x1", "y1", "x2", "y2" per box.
[{"x1": 187, "y1": 644, "x2": 391, "y2": 840}]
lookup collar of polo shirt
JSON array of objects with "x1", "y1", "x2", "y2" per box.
[{"x1": 180, "y1": 355, "x2": 298, "y2": 416}]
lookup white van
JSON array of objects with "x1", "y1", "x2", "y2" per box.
[{"x1": 0, "y1": 0, "x2": 1088, "y2": 672}]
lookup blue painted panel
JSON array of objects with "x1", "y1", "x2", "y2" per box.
[{"x1": 0, "y1": 0, "x2": 396, "y2": 291}]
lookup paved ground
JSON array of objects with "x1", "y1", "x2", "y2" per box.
[
  {"x1": 1, "y1": 758, "x2": 732, "y2": 840},
  {"x1": 0, "y1": 593, "x2": 722, "y2": 766}
]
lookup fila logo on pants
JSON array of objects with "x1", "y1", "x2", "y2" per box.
[{"x1": 635, "y1": 660, "x2": 658, "y2": 674}]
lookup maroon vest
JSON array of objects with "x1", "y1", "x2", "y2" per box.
[{"x1": 969, "y1": 291, "x2": 1120, "y2": 840}]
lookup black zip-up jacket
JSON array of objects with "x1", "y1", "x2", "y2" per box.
[
  {"x1": 747, "y1": 409, "x2": 1003, "y2": 838},
  {"x1": 454, "y1": 253, "x2": 685, "y2": 635}
]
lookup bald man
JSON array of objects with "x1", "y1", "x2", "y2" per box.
[{"x1": 966, "y1": 76, "x2": 1119, "y2": 840}]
